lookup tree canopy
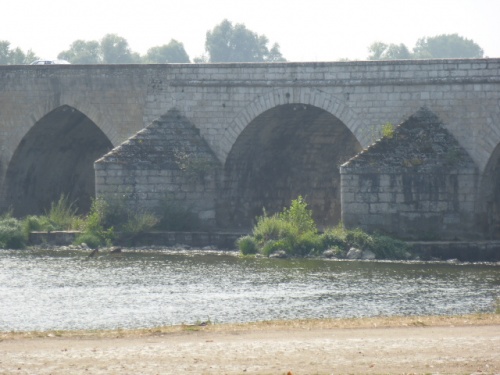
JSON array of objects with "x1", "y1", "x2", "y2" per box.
[
  {"x1": 100, "y1": 34, "x2": 140, "y2": 64},
  {"x1": 0, "y1": 41, "x2": 38, "y2": 64},
  {"x1": 204, "y1": 19, "x2": 285, "y2": 63},
  {"x1": 368, "y1": 42, "x2": 412, "y2": 60},
  {"x1": 58, "y1": 40, "x2": 101, "y2": 64},
  {"x1": 143, "y1": 40, "x2": 190, "y2": 63},
  {"x1": 1, "y1": 30, "x2": 485, "y2": 65},
  {"x1": 412, "y1": 34, "x2": 484, "y2": 59},
  {"x1": 58, "y1": 34, "x2": 142, "y2": 64},
  {"x1": 368, "y1": 33, "x2": 484, "y2": 60}
]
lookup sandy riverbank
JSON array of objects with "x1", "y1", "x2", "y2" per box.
[{"x1": 1, "y1": 314, "x2": 499, "y2": 374}]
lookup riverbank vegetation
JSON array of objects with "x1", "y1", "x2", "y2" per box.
[
  {"x1": 0, "y1": 195, "x2": 164, "y2": 249},
  {"x1": 2, "y1": 194, "x2": 409, "y2": 259},
  {"x1": 0, "y1": 192, "x2": 215, "y2": 249},
  {"x1": 238, "y1": 196, "x2": 411, "y2": 259}
]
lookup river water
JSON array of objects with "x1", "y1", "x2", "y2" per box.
[{"x1": 0, "y1": 248, "x2": 498, "y2": 332}]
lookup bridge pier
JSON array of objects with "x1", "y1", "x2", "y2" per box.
[{"x1": 0, "y1": 60, "x2": 498, "y2": 240}]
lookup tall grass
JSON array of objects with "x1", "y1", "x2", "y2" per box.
[
  {"x1": 4, "y1": 193, "x2": 198, "y2": 249},
  {"x1": 246, "y1": 196, "x2": 322, "y2": 257},
  {"x1": 73, "y1": 197, "x2": 159, "y2": 247},
  {"x1": 21, "y1": 194, "x2": 83, "y2": 237},
  {"x1": 238, "y1": 196, "x2": 410, "y2": 259},
  {"x1": 46, "y1": 194, "x2": 80, "y2": 230}
]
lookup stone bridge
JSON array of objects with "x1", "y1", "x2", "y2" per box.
[{"x1": 0, "y1": 59, "x2": 499, "y2": 239}]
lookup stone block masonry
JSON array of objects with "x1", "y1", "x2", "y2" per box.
[
  {"x1": 341, "y1": 108, "x2": 481, "y2": 240},
  {"x1": 0, "y1": 59, "x2": 498, "y2": 239},
  {"x1": 95, "y1": 109, "x2": 221, "y2": 229}
]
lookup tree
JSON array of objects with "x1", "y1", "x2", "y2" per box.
[
  {"x1": 204, "y1": 19, "x2": 285, "y2": 62},
  {"x1": 0, "y1": 41, "x2": 38, "y2": 64},
  {"x1": 100, "y1": 34, "x2": 140, "y2": 64},
  {"x1": 412, "y1": 34, "x2": 484, "y2": 59},
  {"x1": 368, "y1": 42, "x2": 388, "y2": 60},
  {"x1": 0, "y1": 41, "x2": 11, "y2": 64},
  {"x1": 368, "y1": 42, "x2": 412, "y2": 60},
  {"x1": 143, "y1": 40, "x2": 190, "y2": 63},
  {"x1": 368, "y1": 34, "x2": 484, "y2": 60},
  {"x1": 267, "y1": 43, "x2": 286, "y2": 62},
  {"x1": 58, "y1": 40, "x2": 101, "y2": 64}
]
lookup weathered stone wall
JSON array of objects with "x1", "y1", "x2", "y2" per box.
[
  {"x1": 95, "y1": 110, "x2": 221, "y2": 228},
  {"x1": 1, "y1": 59, "x2": 498, "y2": 171},
  {"x1": 341, "y1": 108, "x2": 481, "y2": 240},
  {"x1": 0, "y1": 60, "x2": 499, "y2": 236}
]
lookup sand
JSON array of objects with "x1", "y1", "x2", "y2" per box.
[{"x1": 1, "y1": 314, "x2": 499, "y2": 374}]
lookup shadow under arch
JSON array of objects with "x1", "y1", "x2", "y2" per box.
[
  {"x1": 218, "y1": 103, "x2": 362, "y2": 230},
  {"x1": 5, "y1": 105, "x2": 113, "y2": 216},
  {"x1": 477, "y1": 142, "x2": 500, "y2": 239},
  {"x1": 220, "y1": 87, "x2": 360, "y2": 163}
]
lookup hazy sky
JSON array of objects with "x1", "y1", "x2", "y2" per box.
[{"x1": 2, "y1": 0, "x2": 499, "y2": 61}]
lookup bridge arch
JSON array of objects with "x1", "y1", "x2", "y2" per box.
[
  {"x1": 218, "y1": 102, "x2": 363, "y2": 230},
  {"x1": 220, "y1": 88, "x2": 362, "y2": 162},
  {"x1": 477, "y1": 141, "x2": 500, "y2": 239},
  {"x1": 4, "y1": 105, "x2": 113, "y2": 216}
]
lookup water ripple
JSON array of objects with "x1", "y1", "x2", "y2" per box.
[{"x1": 0, "y1": 249, "x2": 498, "y2": 331}]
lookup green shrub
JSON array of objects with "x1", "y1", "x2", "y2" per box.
[
  {"x1": 77, "y1": 197, "x2": 162, "y2": 246},
  {"x1": 370, "y1": 233, "x2": 410, "y2": 259},
  {"x1": 237, "y1": 235, "x2": 258, "y2": 255},
  {"x1": 91, "y1": 196, "x2": 129, "y2": 230},
  {"x1": 342, "y1": 227, "x2": 410, "y2": 259},
  {"x1": 242, "y1": 196, "x2": 322, "y2": 257},
  {"x1": 22, "y1": 215, "x2": 54, "y2": 237},
  {"x1": 252, "y1": 214, "x2": 297, "y2": 244},
  {"x1": 261, "y1": 239, "x2": 287, "y2": 257},
  {"x1": 73, "y1": 232, "x2": 102, "y2": 249},
  {"x1": 76, "y1": 198, "x2": 115, "y2": 247},
  {"x1": 295, "y1": 230, "x2": 325, "y2": 256},
  {"x1": 320, "y1": 225, "x2": 349, "y2": 250},
  {"x1": 345, "y1": 228, "x2": 374, "y2": 250},
  {"x1": 279, "y1": 196, "x2": 317, "y2": 234},
  {"x1": 0, "y1": 216, "x2": 26, "y2": 249}
]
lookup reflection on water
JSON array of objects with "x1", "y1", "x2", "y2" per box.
[{"x1": 0, "y1": 248, "x2": 498, "y2": 331}]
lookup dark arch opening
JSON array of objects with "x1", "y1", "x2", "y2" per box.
[
  {"x1": 479, "y1": 143, "x2": 500, "y2": 239},
  {"x1": 218, "y1": 104, "x2": 362, "y2": 230},
  {"x1": 5, "y1": 105, "x2": 113, "y2": 216}
]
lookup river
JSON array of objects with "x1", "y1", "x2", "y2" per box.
[{"x1": 0, "y1": 248, "x2": 498, "y2": 332}]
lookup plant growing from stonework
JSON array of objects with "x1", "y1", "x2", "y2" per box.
[
  {"x1": 360, "y1": 122, "x2": 395, "y2": 145},
  {"x1": 381, "y1": 122, "x2": 395, "y2": 139}
]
